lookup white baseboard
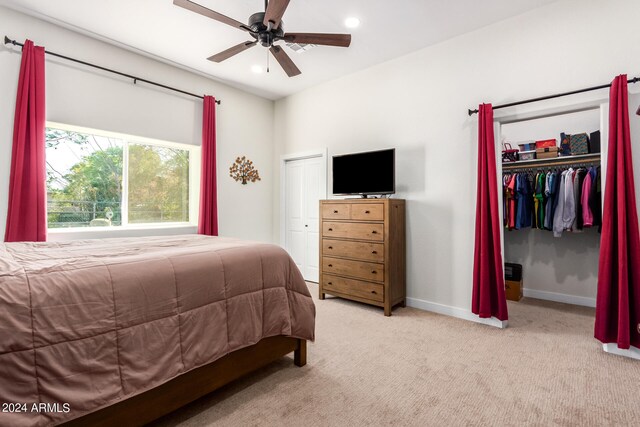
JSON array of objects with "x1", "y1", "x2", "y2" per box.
[
  {"x1": 406, "y1": 297, "x2": 507, "y2": 329},
  {"x1": 603, "y1": 343, "x2": 640, "y2": 360},
  {"x1": 405, "y1": 289, "x2": 595, "y2": 328},
  {"x1": 523, "y1": 288, "x2": 596, "y2": 308}
]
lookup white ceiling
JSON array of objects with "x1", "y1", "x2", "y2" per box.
[{"x1": 1, "y1": 0, "x2": 557, "y2": 100}]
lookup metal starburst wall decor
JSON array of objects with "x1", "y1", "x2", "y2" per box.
[{"x1": 229, "y1": 156, "x2": 261, "y2": 185}]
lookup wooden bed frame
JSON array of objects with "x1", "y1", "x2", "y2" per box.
[{"x1": 64, "y1": 336, "x2": 306, "y2": 426}]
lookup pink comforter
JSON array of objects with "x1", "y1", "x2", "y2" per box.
[{"x1": 0, "y1": 235, "x2": 315, "y2": 426}]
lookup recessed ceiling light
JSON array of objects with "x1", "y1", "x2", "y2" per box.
[
  {"x1": 251, "y1": 65, "x2": 263, "y2": 74},
  {"x1": 344, "y1": 17, "x2": 360, "y2": 29}
]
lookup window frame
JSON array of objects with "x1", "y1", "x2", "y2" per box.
[{"x1": 45, "y1": 121, "x2": 201, "y2": 232}]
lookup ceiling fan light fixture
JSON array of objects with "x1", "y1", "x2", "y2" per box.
[
  {"x1": 286, "y1": 42, "x2": 317, "y2": 53},
  {"x1": 344, "y1": 17, "x2": 360, "y2": 29},
  {"x1": 174, "y1": 0, "x2": 352, "y2": 77}
]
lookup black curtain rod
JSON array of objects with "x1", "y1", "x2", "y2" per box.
[
  {"x1": 468, "y1": 76, "x2": 640, "y2": 116},
  {"x1": 4, "y1": 36, "x2": 221, "y2": 105}
]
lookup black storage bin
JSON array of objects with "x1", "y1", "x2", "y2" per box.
[
  {"x1": 504, "y1": 263, "x2": 522, "y2": 281},
  {"x1": 589, "y1": 130, "x2": 601, "y2": 153}
]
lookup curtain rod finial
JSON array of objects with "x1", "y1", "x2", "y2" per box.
[
  {"x1": 216, "y1": 100, "x2": 221, "y2": 105},
  {"x1": 4, "y1": 36, "x2": 11, "y2": 45},
  {"x1": 468, "y1": 108, "x2": 478, "y2": 116}
]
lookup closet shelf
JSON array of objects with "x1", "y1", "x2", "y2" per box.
[{"x1": 502, "y1": 153, "x2": 601, "y2": 171}]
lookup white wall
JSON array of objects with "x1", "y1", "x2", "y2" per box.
[
  {"x1": 0, "y1": 6, "x2": 275, "y2": 243},
  {"x1": 273, "y1": 0, "x2": 640, "y2": 315}
]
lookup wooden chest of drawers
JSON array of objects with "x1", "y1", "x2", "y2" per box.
[{"x1": 319, "y1": 199, "x2": 406, "y2": 316}]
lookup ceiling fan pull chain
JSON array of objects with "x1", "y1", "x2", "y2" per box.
[{"x1": 267, "y1": 49, "x2": 270, "y2": 73}]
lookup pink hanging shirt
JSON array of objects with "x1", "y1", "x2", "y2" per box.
[{"x1": 582, "y1": 172, "x2": 593, "y2": 227}]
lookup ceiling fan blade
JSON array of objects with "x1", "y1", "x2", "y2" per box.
[
  {"x1": 174, "y1": 0, "x2": 251, "y2": 32},
  {"x1": 207, "y1": 41, "x2": 258, "y2": 63},
  {"x1": 269, "y1": 46, "x2": 301, "y2": 77},
  {"x1": 283, "y1": 33, "x2": 351, "y2": 47},
  {"x1": 263, "y1": 0, "x2": 290, "y2": 30}
]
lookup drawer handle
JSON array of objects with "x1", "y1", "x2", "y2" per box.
[
  {"x1": 371, "y1": 270, "x2": 377, "y2": 274},
  {"x1": 371, "y1": 230, "x2": 377, "y2": 234},
  {"x1": 328, "y1": 246, "x2": 333, "y2": 249},
  {"x1": 328, "y1": 282, "x2": 332, "y2": 285},
  {"x1": 328, "y1": 264, "x2": 333, "y2": 267},
  {"x1": 371, "y1": 250, "x2": 377, "y2": 254},
  {"x1": 371, "y1": 290, "x2": 377, "y2": 294},
  {"x1": 328, "y1": 228, "x2": 333, "y2": 231},
  {"x1": 365, "y1": 210, "x2": 370, "y2": 214},
  {"x1": 333, "y1": 210, "x2": 338, "y2": 213}
]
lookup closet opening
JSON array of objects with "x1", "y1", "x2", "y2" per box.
[
  {"x1": 496, "y1": 106, "x2": 604, "y2": 311},
  {"x1": 483, "y1": 87, "x2": 640, "y2": 359}
]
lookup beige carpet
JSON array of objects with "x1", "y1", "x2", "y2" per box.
[{"x1": 154, "y1": 283, "x2": 640, "y2": 426}]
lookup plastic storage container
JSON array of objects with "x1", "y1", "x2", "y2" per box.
[
  {"x1": 518, "y1": 150, "x2": 536, "y2": 161},
  {"x1": 517, "y1": 141, "x2": 536, "y2": 151}
]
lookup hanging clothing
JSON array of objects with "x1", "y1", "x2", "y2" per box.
[
  {"x1": 532, "y1": 173, "x2": 539, "y2": 228},
  {"x1": 572, "y1": 168, "x2": 587, "y2": 232},
  {"x1": 562, "y1": 168, "x2": 576, "y2": 231},
  {"x1": 527, "y1": 173, "x2": 535, "y2": 227},
  {"x1": 589, "y1": 166, "x2": 602, "y2": 232},
  {"x1": 517, "y1": 173, "x2": 533, "y2": 229},
  {"x1": 544, "y1": 172, "x2": 552, "y2": 228},
  {"x1": 533, "y1": 173, "x2": 546, "y2": 229},
  {"x1": 550, "y1": 170, "x2": 562, "y2": 229},
  {"x1": 538, "y1": 172, "x2": 546, "y2": 229},
  {"x1": 553, "y1": 171, "x2": 568, "y2": 237},
  {"x1": 506, "y1": 174, "x2": 517, "y2": 230},
  {"x1": 503, "y1": 174, "x2": 510, "y2": 227},
  {"x1": 544, "y1": 172, "x2": 557, "y2": 230},
  {"x1": 502, "y1": 166, "x2": 601, "y2": 238},
  {"x1": 515, "y1": 174, "x2": 523, "y2": 229},
  {"x1": 515, "y1": 174, "x2": 523, "y2": 230},
  {"x1": 582, "y1": 170, "x2": 594, "y2": 227},
  {"x1": 551, "y1": 168, "x2": 585, "y2": 237},
  {"x1": 524, "y1": 174, "x2": 534, "y2": 228}
]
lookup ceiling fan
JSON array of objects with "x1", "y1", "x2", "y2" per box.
[{"x1": 173, "y1": 0, "x2": 352, "y2": 77}]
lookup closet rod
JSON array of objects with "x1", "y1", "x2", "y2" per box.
[
  {"x1": 468, "y1": 76, "x2": 640, "y2": 116},
  {"x1": 3, "y1": 36, "x2": 221, "y2": 105}
]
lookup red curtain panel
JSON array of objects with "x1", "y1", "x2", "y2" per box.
[
  {"x1": 472, "y1": 104, "x2": 509, "y2": 321},
  {"x1": 198, "y1": 95, "x2": 219, "y2": 236},
  {"x1": 595, "y1": 75, "x2": 640, "y2": 349},
  {"x1": 4, "y1": 40, "x2": 47, "y2": 242}
]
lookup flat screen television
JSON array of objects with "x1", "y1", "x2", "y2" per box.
[{"x1": 332, "y1": 148, "x2": 395, "y2": 197}]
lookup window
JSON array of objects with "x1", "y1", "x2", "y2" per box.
[{"x1": 46, "y1": 123, "x2": 199, "y2": 229}]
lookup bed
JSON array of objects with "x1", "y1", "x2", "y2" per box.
[{"x1": 0, "y1": 235, "x2": 315, "y2": 426}]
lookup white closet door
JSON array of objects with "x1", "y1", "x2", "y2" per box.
[
  {"x1": 303, "y1": 157, "x2": 323, "y2": 282},
  {"x1": 285, "y1": 160, "x2": 305, "y2": 273},
  {"x1": 284, "y1": 156, "x2": 325, "y2": 282}
]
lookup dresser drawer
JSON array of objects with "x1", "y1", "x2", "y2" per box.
[
  {"x1": 322, "y1": 222, "x2": 384, "y2": 241},
  {"x1": 322, "y1": 203, "x2": 351, "y2": 220},
  {"x1": 322, "y1": 274, "x2": 383, "y2": 302},
  {"x1": 323, "y1": 257, "x2": 384, "y2": 282},
  {"x1": 351, "y1": 203, "x2": 384, "y2": 221},
  {"x1": 323, "y1": 239, "x2": 384, "y2": 263}
]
